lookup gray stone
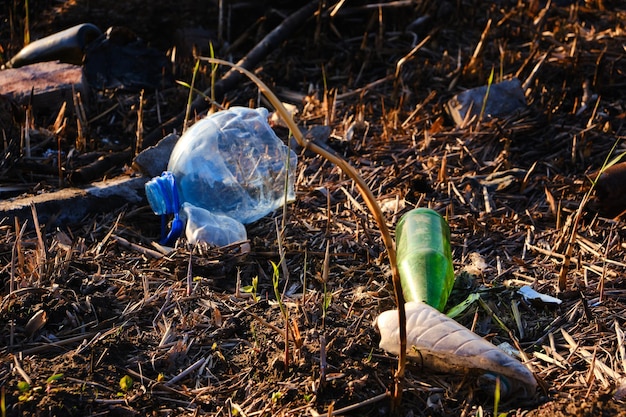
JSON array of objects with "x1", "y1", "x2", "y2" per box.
[
  {"x1": 447, "y1": 78, "x2": 527, "y2": 127},
  {"x1": 132, "y1": 133, "x2": 179, "y2": 177}
]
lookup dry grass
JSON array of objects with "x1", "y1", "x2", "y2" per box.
[{"x1": 1, "y1": 1, "x2": 626, "y2": 416}]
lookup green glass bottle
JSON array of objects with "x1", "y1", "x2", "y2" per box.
[{"x1": 395, "y1": 208, "x2": 455, "y2": 311}]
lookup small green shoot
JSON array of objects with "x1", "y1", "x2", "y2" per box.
[
  {"x1": 209, "y1": 41, "x2": 218, "y2": 109},
  {"x1": 250, "y1": 322, "x2": 259, "y2": 349},
  {"x1": 272, "y1": 261, "x2": 287, "y2": 320},
  {"x1": 271, "y1": 260, "x2": 291, "y2": 369},
  {"x1": 493, "y1": 375, "x2": 501, "y2": 416},
  {"x1": 478, "y1": 66, "x2": 495, "y2": 122},
  {"x1": 182, "y1": 58, "x2": 201, "y2": 134},
  {"x1": 119, "y1": 375, "x2": 133, "y2": 393},
  {"x1": 17, "y1": 381, "x2": 30, "y2": 402},
  {"x1": 446, "y1": 293, "x2": 480, "y2": 319},
  {"x1": 17, "y1": 381, "x2": 29, "y2": 393},
  {"x1": 271, "y1": 391, "x2": 282, "y2": 403},
  {"x1": 242, "y1": 275, "x2": 259, "y2": 302},
  {"x1": 45, "y1": 373, "x2": 63, "y2": 394},
  {"x1": 323, "y1": 283, "x2": 332, "y2": 317}
]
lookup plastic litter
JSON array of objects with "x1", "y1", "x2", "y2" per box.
[
  {"x1": 375, "y1": 301, "x2": 537, "y2": 398},
  {"x1": 182, "y1": 203, "x2": 247, "y2": 247},
  {"x1": 395, "y1": 208, "x2": 455, "y2": 311},
  {"x1": 518, "y1": 285, "x2": 562, "y2": 305},
  {"x1": 145, "y1": 107, "x2": 297, "y2": 246}
]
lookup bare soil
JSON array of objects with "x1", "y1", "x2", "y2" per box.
[{"x1": 1, "y1": 1, "x2": 626, "y2": 416}]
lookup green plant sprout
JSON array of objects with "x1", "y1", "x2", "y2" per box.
[
  {"x1": 208, "y1": 41, "x2": 218, "y2": 110},
  {"x1": 17, "y1": 381, "x2": 30, "y2": 402},
  {"x1": 272, "y1": 261, "x2": 288, "y2": 321},
  {"x1": 119, "y1": 375, "x2": 133, "y2": 393},
  {"x1": 45, "y1": 373, "x2": 63, "y2": 394},
  {"x1": 271, "y1": 260, "x2": 293, "y2": 369},
  {"x1": 250, "y1": 322, "x2": 259, "y2": 349},
  {"x1": 322, "y1": 280, "x2": 332, "y2": 319},
  {"x1": 182, "y1": 59, "x2": 201, "y2": 134},
  {"x1": 478, "y1": 66, "x2": 495, "y2": 122},
  {"x1": 241, "y1": 275, "x2": 259, "y2": 302},
  {"x1": 271, "y1": 391, "x2": 282, "y2": 403},
  {"x1": 493, "y1": 375, "x2": 501, "y2": 416}
]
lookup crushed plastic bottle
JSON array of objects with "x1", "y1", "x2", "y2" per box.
[
  {"x1": 375, "y1": 301, "x2": 537, "y2": 398},
  {"x1": 145, "y1": 107, "x2": 297, "y2": 246},
  {"x1": 395, "y1": 208, "x2": 455, "y2": 311}
]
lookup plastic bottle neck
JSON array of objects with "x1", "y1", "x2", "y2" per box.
[{"x1": 145, "y1": 171, "x2": 183, "y2": 245}]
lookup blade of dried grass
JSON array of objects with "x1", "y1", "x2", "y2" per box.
[
  {"x1": 464, "y1": 18, "x2": 492, "y2": 76},
  {"x1": 559, "y1": 142, "x2": 625, "y2": 291},
  {"x1": 511, "y1": 299, "x2": 524, "y2": 340},
  {"x1": 615, "y1": 320, "x2": 626, "y2": 374},
  {"x1": 10, "y1": 217, "x2": 27, "y2": 293},
  {"x1": 164, "y1": 358, "x2": 205, "y2": 386},
  {"x1": 72, "y1": 87, "x2": 87, "y2": 152},
  {"x1": 135, "y1": 89, "x2": 144, "y2": 156},
  {"x1": 12, "y1": 355, "x2": 32, "y2": 385},
  {"x1": 19, "y1": 331, "x2": 99, "y2": 355},
  {"x1": 325, "y1": 392, "x2": 390, "y2": 416},
  {"x1": 111, "y1": 234, "x2": 163, "y2": 259},
  {"x1": 394, "y1": 33, "x2": 433, "y2": 79},
  {"x1": 533, "y1": 350, "x2": 566, "y2": 369},
  {"x1": 95, "y1": 212, "x2": 123, "y2": 255},
  {"x1": 186, "y1": 248, "x2": 193, "y2": 297}
]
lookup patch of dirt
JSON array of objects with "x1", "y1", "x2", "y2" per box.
[{"x1": 1, "y1": 0, "x2": 626, "y2": 416}]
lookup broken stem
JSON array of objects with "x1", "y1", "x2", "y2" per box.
[{"x1": 196, "y1": 56, "x2": 407, "y2": 403}]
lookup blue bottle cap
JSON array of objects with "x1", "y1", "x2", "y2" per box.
[{"x1": 145, "y1": 171, "x2": 183, "y2": 245}]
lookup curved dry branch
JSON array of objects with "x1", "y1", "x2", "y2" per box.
[{"x1": 195, "y1": 56, "x2": 408, "y2": 400}]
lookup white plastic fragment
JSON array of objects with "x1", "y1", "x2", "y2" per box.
[
  {"x1": 375, "y1": 301, "x2": 537, "y2": 398},
  {"x1": 518, "y1": 285, "x2": 562, "y2": 305}
]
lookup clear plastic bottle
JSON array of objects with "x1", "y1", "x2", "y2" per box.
[
  {"x1": 395, "y1": 208, "x2": 455, "y2": 311},
  {"x1": 145, "y1": 107, "x2": 297, "y2": 246}
]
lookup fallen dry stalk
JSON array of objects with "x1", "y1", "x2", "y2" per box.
[{"x1": 197, "y1": 56, "x2": 408, "y2": 402}]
